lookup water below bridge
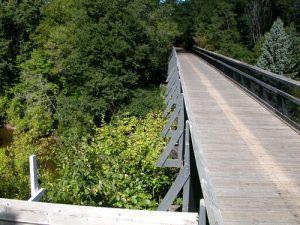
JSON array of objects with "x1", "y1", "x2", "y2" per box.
[{"x1": 0, "y1": 126, "x2": 14, "y2": 148}]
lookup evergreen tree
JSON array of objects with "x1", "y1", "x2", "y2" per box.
[
  {"x1": 256, "y1": 18, "x2": 294, "y2": 75},
  {"x1": 286, "y1": 22, "x2": 300, "y2": 79}
]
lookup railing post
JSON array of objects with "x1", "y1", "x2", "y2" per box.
[
  {"x1": 28, "y1": 155, "x2": 45, "y2": 202},
  {"x1": 30, "y1": 155, "x2": 38, "y2": 196},
  {"x1": 182, "y1": 121, "x2": 191, "y2": 212},
  {"x1": 199, "y1": 199, "x2": 207, "y2": 225}
]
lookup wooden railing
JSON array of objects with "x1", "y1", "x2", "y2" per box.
[
  {"x1": 193, "y1": 46, "x2": 300, "y2": 132},
  {"x1": 0, "y1": 198, "x2": 198, "y2": 225},
  {"x1": 156, "y1": 47, "x2": 211, "y2": 225}
]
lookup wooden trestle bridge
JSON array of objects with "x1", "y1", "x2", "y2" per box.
[{"x1": 1, "y1": 47, "x2": 300, "y2": 225}]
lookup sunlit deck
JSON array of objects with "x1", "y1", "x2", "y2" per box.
[{"x1": 178, "y1": 51, "x2": 300, "y2": 224}]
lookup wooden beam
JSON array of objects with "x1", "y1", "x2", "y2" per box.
[
  {"x1": 28, "y1": 188, "x2": 45, "y2": 202},
  {"x1": 198, "y1": 199, "x2": 206, "y2": 225},
  {"x1": 0, "y1": 198, "x2": 198, "y2": 225}
]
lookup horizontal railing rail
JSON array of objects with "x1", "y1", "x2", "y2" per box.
[
  {"x1": 193, "y1": 46, "x2": 300, "y2": 132},
  {"x1": 0, "y1": 198, "x2": 198, "y2": 225}
]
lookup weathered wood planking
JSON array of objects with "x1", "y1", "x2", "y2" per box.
[
  {"x1": 177, "y1": 51, "x2": 300, "y2": 225},
  {"x1": 0, "y1": 198, "x2": 198, "y2": 225}
]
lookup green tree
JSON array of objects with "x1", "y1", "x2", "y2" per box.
[
  {"x1": 7, "y1": 49, "x2": 57, "y2": 138},
  {"x1": 0, "y1": 0, "x2": 45, "y2": 94},
  {"x1": 169, "y1": 0, "x2": 194, "y2": 48},
  {"x1": 1, "y1": 0, "x2": 178, "y2": 204},
  {"x1": 286, "y1": 23, "x2": 300, "y2": 79},
  {"x1": 274, "y1": 0, "x2": 300, "y2": 27},
  {"x1": 244, "y1": 0, "x2": 271, "y2": 45},
  {"x1": 13, "y1": 0, "x2": 178, "y2": 141},
  {"x1": 257, "y1": 18, "x2": 294, "y2": 75},
  {"x1": 192, "y1": 0, "x2": 255, "y2": 62}
]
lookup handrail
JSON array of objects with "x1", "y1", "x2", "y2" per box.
[
  {"x1": 192, "y1": 46, "x2": 300, "y2": 132},
  {"x1": 193, "y1": 46, "x2": 300, "y2": 94},
  {"x1": 160, "y1": 46, "x2": 300, "y2": 224},
  {"x1": 158, "y1": 47, "x2": 223, "y2": 224}
]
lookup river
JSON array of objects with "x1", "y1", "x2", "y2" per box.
[{"x1": 0, "y1": 126, "x2": 14, "y2": 148}]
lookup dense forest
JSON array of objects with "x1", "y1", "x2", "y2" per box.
[
  {"x1": 0, "y1": 0, "x2": 178, "y2": 208},
  {"x1": 173, "y1": 0, "x2": 300, "y2": 79},
  {"x1": 0, "y1": 0, "x2": 299, "y2": 209}
]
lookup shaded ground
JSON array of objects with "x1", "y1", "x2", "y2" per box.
[{"x1": 0, "y1": 126, "x2": 14, "y2": 148}]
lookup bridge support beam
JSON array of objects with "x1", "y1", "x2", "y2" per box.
[
  {"x1": 157, "y1": 94, "x2": 185, "y2": 168},
  {"x1": 157, "y1": 165, "x2": 190, "y2": 211},
  {"x1": 157, "y1": 121, "x2": 191, "y2": 211},
  {"x1": 157, "y1": 48, "x2": 185, "y2": 169}
]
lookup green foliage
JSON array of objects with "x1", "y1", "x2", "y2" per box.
[
  {"x1": 172, "y1": 0, "x2": 300, "y2": 76},
  {"x1": 273, "y1": 0, "x2": 300, "y2": 27},
  {"x1": 7, "y1": 58, "x2": 57, "y2": 138},
  {"x1": 193, "y1": 0, "x2": 239, "y2": 50},
  {"x1": 0, "y1": 132, "x2": 36, "y2": 200},
  {"x1": 0, "y1": 148, "x2": 29, "y2": 199},
  {"x1": 218, "y1": 42, "x2": 256, "y2": 64},
  {"x1": 192, "y1": 0, "x2": 257, "y2": 63},
  {"x1": 0, "y1": 96, "x2": 8, "y2": 125},
  {"x1": 45, "y1": 112, "x2": 174, "y2": 209},
  {"x1": 251, "y1": 35, "x2": 267, "y2": 64},
  {"x1": 0, "y1": 1, "x2": 177, "y2": 208},
  {"x1": 257, "y1": 18, "x2": 294, "y2": 75},
  {"x1": 0, "y1": 127, "x2": 61, "y2": 199},
  {"x1": 169, "y1": 1, "x2": 194, "y2": 48},
  {"x1": 0, "y1": 0, "x2": 45, "y2": 94},
  {"x1": 3, "y1": 0, "x2": 178, "y2": 142},
  {"x1": 113, "y1": 86, "x2": 165, "y2": 119},
  {"x1": 286, "y1": 23, "x2": 300, "y2": 79}
]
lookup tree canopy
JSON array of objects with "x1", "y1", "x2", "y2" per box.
[
  {"x1": 170, "y1": 0, "x2": 300, "y2": 77},
  {"x1": 0, "y1": 0, "x2": 178, "y2": 206}
]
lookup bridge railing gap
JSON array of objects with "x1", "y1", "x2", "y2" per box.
[{"x1": 192, "y1": 46, "x2": 300, "y2": 132}]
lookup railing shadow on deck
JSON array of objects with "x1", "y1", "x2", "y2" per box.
[{"x1": 0, "y1": 210, "x2": 18, "y2": 225}]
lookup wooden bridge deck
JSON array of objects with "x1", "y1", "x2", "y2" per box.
[{"x1": 178, "y1": 52, "x2": 300, "y2": 225}]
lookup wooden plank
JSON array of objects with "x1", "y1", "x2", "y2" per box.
[
  {"x1": 224, "y1": 222, "x2": 299, "y2": 225},
  {"x1": 221, "y1": 210, "x2": 299, "y2": 224},
  {"x1": 217, "y1": 196, "x2": 300, "y2": 211},
  {"x1": 0, "y1": 198, "x2": 198, "y2": 225}
]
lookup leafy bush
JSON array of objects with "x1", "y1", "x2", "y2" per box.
[
  {"x1": 0, "y1": 147, "x2": 29, "y2": 199},
  {"x1": 0, "y1": 130, "x2": 59, "y2": 200},
  {"x1": 45, "y1": 111, "x2": 175, "y2": 209}
]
